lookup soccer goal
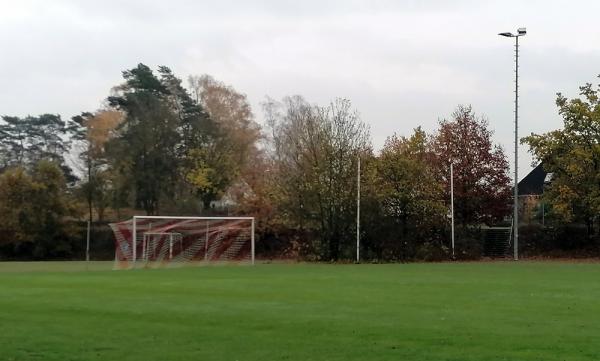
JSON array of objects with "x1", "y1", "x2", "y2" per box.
[{"x1": 109, "y1": 216, "x2": 255, "y2": 269}]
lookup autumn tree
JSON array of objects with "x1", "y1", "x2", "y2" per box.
[
  {"x1": 105, "y1": 64, "x2": 254, "y2": 214},
  {"x1": 187, "y1": 75, "x2": 261, "y2": 208},
  {"x1": 0, "y1": 167, "x2": 36, "y2": 248},
  {"x1": 72, "y1": 110, "x2": 123, "y2": 221},
  {"x1": 0, "y1": 161, "x2": 78, "y2": 258},
  {"x1": 431, "y1": 105, "x2": 511, "y2": 225},
  {"x1": 523, "y1": 77, "x2": 600, "y2": 234},
  {"x1": 378, "y1": 127, "x2": 446, "y2": 235},
  {"x1": 266, "y1": 96, "x2": 370, "y2": 260}
]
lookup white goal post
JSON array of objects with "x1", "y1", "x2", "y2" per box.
[
  {"x1": 142, "y1": 232, "x2": 183, "y2": 261},
  {"x1": 110, "y1": 215, "x2": 255, "y2": 268}
]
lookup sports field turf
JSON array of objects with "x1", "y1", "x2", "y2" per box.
[{"x1": 1, "y1": 261, "x2": 599, "y2": 360}]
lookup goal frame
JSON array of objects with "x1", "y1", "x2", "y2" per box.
[{"x1": 131, "y1": 215, "x2": 255, "y2": 266}]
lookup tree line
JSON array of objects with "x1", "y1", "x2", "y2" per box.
[{"x1": 1, "y1": 64, "x2": 598, "y2": 260}]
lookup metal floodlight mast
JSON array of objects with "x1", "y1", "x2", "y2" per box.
[{"x1": 499, "y1": 27, "x2": 526, "y2": 261}]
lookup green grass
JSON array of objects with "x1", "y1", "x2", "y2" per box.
[{"x1": 1, "y1": 261, "x2": 600, "y2": 361}]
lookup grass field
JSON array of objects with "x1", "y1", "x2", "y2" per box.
[{"x1": 1, "y1": 261, "x2": 599, "y2": 361}]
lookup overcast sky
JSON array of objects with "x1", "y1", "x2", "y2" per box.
[{"x1": 2, "y1": 0, "x2": 600, "y2": 177}]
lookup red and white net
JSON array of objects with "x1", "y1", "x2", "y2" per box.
[{"x1": 109, "y1": 217, "x2": 253, "y2": 269}]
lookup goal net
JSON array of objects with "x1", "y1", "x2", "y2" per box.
[{"x1": 109, "y1": 216, "x2": 255, "y2": 269}]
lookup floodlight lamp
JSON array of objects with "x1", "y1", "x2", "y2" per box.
[
  {"x1": 498, "y1": 32, "x2": 513, "y2": 37},
  {"x1": 517, "y1": 28, "x2": 527, "y2": 35}
]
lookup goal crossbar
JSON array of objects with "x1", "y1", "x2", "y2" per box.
[{"x1": 134, "y1": 216, "x2": 255, "y2": 220}]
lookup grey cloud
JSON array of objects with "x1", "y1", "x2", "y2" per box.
[{"x1": 1, "y1": 0, "x2": 600, "y2": 178}]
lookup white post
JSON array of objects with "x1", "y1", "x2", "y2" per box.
[
  {"x1": 169, "y1": 234, "x2": 173, "y2": 260},
  {"x1": 205, "y1": 221, "x2": 209, "y2": 262},
  {"x1": 132, "y1": 216, "x2": 137, "y2": 268},
  {"x1": 542, "y1": 203, "x2": 545, "y2": 226},
  {"x1": 356, "y1": 156, "x2": 361, "y2": 263},
  {"x1": 251, "y1": 218, "x2": 255, "y2": 265},
  {"x1": 86, "y1": 220, "x2": 91, "y2": 262},
  {"x1": 142, "y1": 234, "x2": 146, "y2": 261},
  {"x1": 450, "y1": 163, "x2": 455, "y2": 259},
  {"x1": 147, "y1": 223, "x2": 152, "y2": 261}
]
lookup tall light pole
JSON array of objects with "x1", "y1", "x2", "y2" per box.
[{"x1": 499, "y1": 27, "x2": 526, "y2": 261}]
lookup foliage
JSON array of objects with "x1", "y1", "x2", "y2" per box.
[
  {"x1": 0, "y1": 167, "x2": 36, "y2": 247},
  {"x1": 266, "y1": 96, "x2": 370, "y2": 260},
  {"x1": 377, "y1": 127, "x2": 446, "y2": 236},
  {"x1": 431, "y1": 105, "x2": 511, "y2": 225},
  {"x1": 4, "y1": 62, "x2": 600, "y2": 261},
  {"x1": 188, "y1": 74, "x2": 260, "y2": 168},
  {"x1": 0, "y1": 114, "x2": 78, "y2": 182},
  {"x1": 187, "y1": 74, "x2": 262, "y2": 208},
  {"x1": 523, "y1": 77, "x2": 600, "y2": 232},
  {"x1": 104, "y1": 65, "x2": 261, "y2": 213},
  {"x1": 107, "y1": 64, "x2": 220, "y2": 214},
  {"x1": 353, "y1": 128, "x2": 448, "y2": 261},
  {"x1": 72, "y1": 110, "x2": 123, "y2": 221},
  {"x1": 519, "y1": 224, "x2": 599, "y2": 257},
  {"x1": 0, "y1": 161, "x2": 79, "y2": 258},
  {"x1": 107, "y1": 64, "x2": 181, "y2": 214}
]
